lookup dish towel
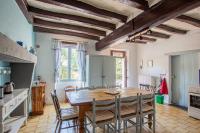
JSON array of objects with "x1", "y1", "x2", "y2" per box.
[{"x1": 160, "y1": 78, "x2": 168, "y2": 94}]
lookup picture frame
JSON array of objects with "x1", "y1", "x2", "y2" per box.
[{"x1": 147, "y1": 60, "x2": 153, "y2": 67}]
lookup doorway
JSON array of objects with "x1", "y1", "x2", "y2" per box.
[
  {"x1": 171, "y1": 53, "x2": 199, "y2": 108},
  {"x1": 111, "y1": 50, "x2": 127, "y2": 87}
]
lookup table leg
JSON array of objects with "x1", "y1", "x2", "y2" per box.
[
  {"x1": 79, "y1": 105, "x2": 91, "y2": 133},
  {"x1": 148, "y1": 114, "x2": 152, "y2": 128}
]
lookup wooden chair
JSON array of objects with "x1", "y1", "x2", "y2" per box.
[
  {"x1": 51, "y1": 90, "x2": 78, "y2": 133},
  {"x1": 140, "y1": 93, "x2": 155, "y2": 133},
  {"x1": 84, "y1": 96, "x2": 118, "y2": 133},
  {"x1": 118, "y1": 94, "x2": 140, "y2": 133},
  {"x1": 139, "y1": 84, "x2": 156, "y2": 93},
  {"x1": 64, "y1": 86, "x2": 77, "y2": 102}
]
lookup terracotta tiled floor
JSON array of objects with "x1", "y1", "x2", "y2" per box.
[{"x1": 19, "y1": 104, "x2": 200, "y2": 133}]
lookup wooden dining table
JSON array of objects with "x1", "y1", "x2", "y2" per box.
[{"x1": 66, "y1": 88, "x2": 153, "y2": 133}]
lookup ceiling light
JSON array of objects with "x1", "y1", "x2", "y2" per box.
[
  {"x1": 139, "y1": 36, "x2": 143, "y2": 40},
  {"x1": 146, "y1": 29, "x2": 152, "y2": 35}
]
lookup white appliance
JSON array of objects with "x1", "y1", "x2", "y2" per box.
[{"x1": 188, "y1": 87, "x2": 200, "y2": 119}]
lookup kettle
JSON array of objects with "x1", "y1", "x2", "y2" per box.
[{"x1": 4, "y1": 82, "x2": 15, "y2": 94}]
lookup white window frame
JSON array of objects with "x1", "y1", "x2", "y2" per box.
[{"x1": 60, "y1": 45, "x2": 78, "y2": 81}]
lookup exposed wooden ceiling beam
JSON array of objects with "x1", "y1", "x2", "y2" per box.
[
  {"x1": 134, "y1": 36, "x2": 157, "y2": 42},
  {"x1": 126, "y1": 40, "x2": 147, "y2": 44},
  {"x1": 33, "y1": 26, "x2": 100, "y2": 41},
  {"x1": 29, "y1": 6, "x2": 116, "y2": 31},
  {"x1": 33, "y1": 18, "x2": 106, "y2": 36},
  {"x1": 156, "y1": 24, "x2": 188, "y2": 34},
  {"x1": 143, "y1": 31, "x2": 170, "y2": 39},
  {"x1": 37, "y1": 0, "x2": 127, "y2": 23},
  {"x1": 117, "y1": 0, "x2": 149, "y2": 10},
  {"x1": 16, "y1": 0, "x2": 33, "y2": 23},
  {"x1": 175, "y1": 15, "x2": 200, "y2": 28},
  {"x1": 96, "y1": 0, "x2": 200, "y2": 50}
]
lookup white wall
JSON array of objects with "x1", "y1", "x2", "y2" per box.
[
  {"x1": 35, "y1": 33, "x2": 99, "y2": 104},
  {"x1": 137, "y1": 30, "x2": 200, "y2": 103}
]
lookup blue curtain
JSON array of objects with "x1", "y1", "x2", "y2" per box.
[
  {"x1": 77, "y1": 43, "x2": 86, "y2": 86},
  {"x1": 53, "y1": 39, "x2": 62, "y2": 89}
]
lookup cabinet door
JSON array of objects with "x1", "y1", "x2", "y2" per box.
[
  {"x1": 171, "y1": 53, "x2": 198, "y2": 107},
  {"x1": 102, "y1": 56, "x2": 116, "y2": 87},
  {"x1": 86, "y1": 55, "x2": 103, "y2": 87}
]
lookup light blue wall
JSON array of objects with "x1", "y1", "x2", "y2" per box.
[
  {"x1": 0, "y1": 0, "x2": 34, "y2": 48},
  {"x1": 0, "y1": 0, "x2": 34, "y2": 85}
]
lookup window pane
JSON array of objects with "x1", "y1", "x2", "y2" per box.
[
  {"x1": 70, "y1": 48, "x2": 79, "y2": 80},
  {"x1": 116, "y1": 58, "x2": 123, "y2": 86},
  {"x1": 60, "y1": 48, "x2": 69, "y2": 80}
]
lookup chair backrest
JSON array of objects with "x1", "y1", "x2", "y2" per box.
[
  {"x1": 140, "y1": 93, "x2": 155, "y2": 111},
  {"x1": 51, "y1": 90, "x2": 61, "y2": 119},
  {"x1": 140, "y1": 84, "x2": 156, "y2": 93},
  {"x1": 92, "y1": 96, "x2": 118, "y2": 123},
  {"x1": 118, "y1": 94, "x2": 140, "y2": 119},
  {"x1": 119, "y1": 94, "x2": 139, "y2": 107}
]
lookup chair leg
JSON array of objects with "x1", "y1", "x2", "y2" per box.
[
  {"x1": 84, "y1": 117, "x2": 87, "y2": 133},
  {"x1": 115, "y1": 121, "x2": 117, "y2": 133},
  {"x1": 55, "y1": 120, "x2": 59, "y2": 133},
  {"x1": 140, "y1": 115, "x2": 142, "y2": 133},
  {"x1": 58, "y1": 121, "x2": 62, "y2": 133},
  {"x1": 103, "y1": 125, "x2": 106, "y2": 133},
  {"x1": 136, "y1": 116, "x2": 138, "y2": 133},
  {"x1": 93, "y1": 126, "x2": 95, "y2": 133},
  {"x1": 118, "y1": 120, "x2": 121, "y2": 133},
  {"x1": 123, "y1": 121, "x2": 126, "y2": 133},
  {"x1": 153, "y1": 113, "x2": 156, "y2": 133}
]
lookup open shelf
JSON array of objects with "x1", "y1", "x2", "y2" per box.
[
  {"x1": 4, "y1": 116, "x2": 26, "y2": 133},
  {"x1": 0, "y1": 32, "x2": 37, "y2": 63}
]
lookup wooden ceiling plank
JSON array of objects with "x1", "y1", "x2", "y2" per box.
[
  {"x1": 33, "y1": 26, "x2": 100, "y2": 41},
  {"x1": 16, "y1": 0, "x2": 33, "y2": 23},
  {"x1": 156, "y1": 24, "x2": 188, "y2": 34},
  {"x1": 29, "y1": 6, "x2": 116, "y2": 30},
  {"x1": 96, "y1": 0, "x2": 200, "y2": 50},
  {"x1": 143, "y1": 31, "x2": 170, "y2": 39},
  {"x1": 175, "y1": 15, "x2": 200, "y2": 28},
  {"x1": 117, "y1": 0, "x2": 149, "y2": 10},
  {"x1": 37, "y1": 0, "x2": 127, "y2": 23},
  {"x1": 33, "y1": 18, "x2": 106, "y2": 36}
]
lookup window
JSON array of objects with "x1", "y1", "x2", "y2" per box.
[
  {"x1": 111, "y1": 50, "x2": 127, "y2": 87},
  {"x1": 60, "y1": 46, "x2": 79, "y2": 81}
]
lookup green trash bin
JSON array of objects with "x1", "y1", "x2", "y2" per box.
[{"x1": 156, "y1": 95, "x2": 164, "y2": 104}]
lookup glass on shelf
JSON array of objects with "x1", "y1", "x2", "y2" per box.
[
  {"x1": 3, "y1": 70, "x2": 7, "y2": 74},
  {"x1": 7, "y1": 70, "x2": 11, "y2": 74}
]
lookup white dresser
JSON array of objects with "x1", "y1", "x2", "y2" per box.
[{"x1": 0, "y1": 89, "x2": 28, "y2": 133}]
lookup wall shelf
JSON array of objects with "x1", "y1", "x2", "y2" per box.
[{"x1": 0, "y1": 32, "x2": 37, "y2": 63}]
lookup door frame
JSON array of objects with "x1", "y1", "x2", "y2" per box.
[{"x1": 110, "y1": 50, "x2": 128, "y2": 87}]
